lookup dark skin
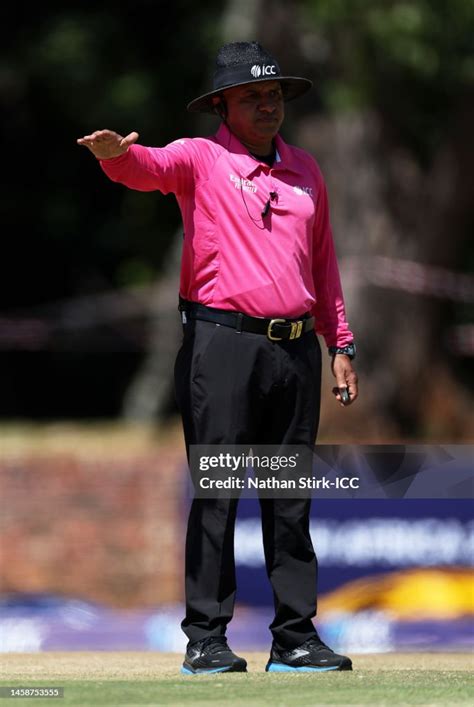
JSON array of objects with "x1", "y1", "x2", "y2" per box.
[
  {"x1": 216, "y1": 80, "x2": 284, "y2": 156},
  {"x1": 76, "y1": 79, "x2": 358, "y2": 406}
]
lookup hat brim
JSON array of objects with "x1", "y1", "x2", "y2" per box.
[{"x1": 186, "y1": 76, "x2": 312, "y2": 114}]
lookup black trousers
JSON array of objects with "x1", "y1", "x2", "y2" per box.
[{"x1": 174, "y1": 317, "x2": 322, "y2": 648}]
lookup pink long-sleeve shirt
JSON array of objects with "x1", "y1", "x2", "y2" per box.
[{"x1": 100, "y1": 122, "x2": 353, "y2": 347}]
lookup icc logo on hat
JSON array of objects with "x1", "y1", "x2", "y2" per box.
[{"x1": 250, "y1": 64, "x2": 277, "y2": 78}]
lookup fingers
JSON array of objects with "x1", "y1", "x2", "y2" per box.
[
  {"x1": 76, "y1": 129, "x2": 138, "y2": 159},
  {"x1": 331, "y1": 355, "x2": 359, "y2": 407},
  {"x1": 332, "y1": 386, "x2": 349, "y2": 405},
  {"x1": 334, "y1": 369, "x2": 348, "y2": 392},
  {"x1": 347, "y1": 375, "x2": 358, "y2": 403},
  {"x1": 332, "y1": 386, "x2": 352, "y2": 406},
  {"x1": 119, "y1": 131, "x2": 139, "y2": 148},
  {"x1": 77, "y1": 129, "x2": 120, "y2": 146}
]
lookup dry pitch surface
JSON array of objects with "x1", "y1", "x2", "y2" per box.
[{"x1": 1, "y1": 652, "x2": 473, "y2": 706}]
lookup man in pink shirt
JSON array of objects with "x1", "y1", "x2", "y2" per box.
[{"x1": 78, "y1": 41, "x2": 358, "y2": 674}]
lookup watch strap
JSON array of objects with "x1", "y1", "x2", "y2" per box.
[{"x1": 328, "y1": 343, "x2": 356, "y2": 360}]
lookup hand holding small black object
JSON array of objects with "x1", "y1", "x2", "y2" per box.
[{"x1": 332, "y1": 386, "x2": 350, "y2": 405}]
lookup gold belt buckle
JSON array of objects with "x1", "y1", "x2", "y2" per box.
[
  {"x1": 267, "y1": 318, "x2": 286, "y2": 341},
  {"x1": 267, "y1": 318, "x2": 304, "y2": 341}
]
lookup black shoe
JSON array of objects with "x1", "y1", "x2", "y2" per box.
[
  {"x1": 265, "y1": 633, "x2": 352, "y2": 672},
  {"x1": 181, "y1": 636, "x2": 248, "y2": 674}
]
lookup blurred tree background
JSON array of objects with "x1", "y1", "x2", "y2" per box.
[{"x1": 1, "y1": 0, "x2": 473, "y2": 439}]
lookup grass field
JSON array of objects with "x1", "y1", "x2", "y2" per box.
[{"x1": 0, "y1": 652, "x2": 473, "y2": 706}]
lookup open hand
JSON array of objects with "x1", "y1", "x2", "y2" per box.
[{"x1": 76, "y1": 129, "x2": 139, "y2": 160}]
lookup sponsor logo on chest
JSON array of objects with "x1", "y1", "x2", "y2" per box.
[
  {"x1": 293, "y1": 185, "x2": 313, "y2": 197},
  {"x1": 229, "y1": 174, "x2": 258, "y2": 193}
]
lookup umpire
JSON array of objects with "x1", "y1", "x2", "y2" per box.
[{"x1": 78, "y1": 41, "x2": 358, "y2": 674}]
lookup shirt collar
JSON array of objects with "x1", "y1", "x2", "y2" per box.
[{"x1": 214, "y1": 122, "x2": 299, "y2": 178}]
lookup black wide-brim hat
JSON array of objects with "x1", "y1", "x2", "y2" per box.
[{"x1": 187, "y1": 41, "x2": 312, "y2": 114}]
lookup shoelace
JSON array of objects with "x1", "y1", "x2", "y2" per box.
[
  {"x1": 197, "y1": 636, "x2": 230, "y2": 654},
  {"x1": 302, "y1": 634, "x2": 332, "y2": 652}
]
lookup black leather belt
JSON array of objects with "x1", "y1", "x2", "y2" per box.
[{"x1": 179, "y1": 299, "x2": 314, "y2": 342}]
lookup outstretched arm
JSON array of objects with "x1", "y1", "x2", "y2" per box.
[
  {"x1": 77, "y1": 129, "x2": 195, "y2": 194},
  {"x1": 77, "y1": 129, "x2": 139, "y2": 160}
]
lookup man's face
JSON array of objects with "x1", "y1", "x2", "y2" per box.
[{"x1": 220, "y1": 80, "x2": 284, "y2": 150}]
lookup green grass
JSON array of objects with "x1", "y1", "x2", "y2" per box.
[
  {"x1": 1, "y1": 671, "x2": 473, "y2": 707},
  {"x1": 1, "y1": 653, "x2": 472, "y2": 706}
]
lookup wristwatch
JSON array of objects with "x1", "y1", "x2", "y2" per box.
[{"x1": 328, "y1": 342, "x2": 356, "y2": 360}]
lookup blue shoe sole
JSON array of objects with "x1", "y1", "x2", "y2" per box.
[
  {"x1": 181, "y1": 665, "x2": 235, "y2": 675},
  {"x1": 266, "y1": 662, "x2": 341, "y2": 673}
]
